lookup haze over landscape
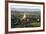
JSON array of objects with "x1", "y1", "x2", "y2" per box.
[
  {"x1": 11, "y1": 4, "x2": 41, "y2": 28},
  {"x1": 11, "y1": 5, "x2": 40, "y2": 15}
]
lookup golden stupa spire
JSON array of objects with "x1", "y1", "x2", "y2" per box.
[{"x1": 23, "y1": 13, "x2": 26, "y2": 19}]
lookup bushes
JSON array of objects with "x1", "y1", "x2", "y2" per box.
[{"x1": 11, "y1": 15, "x2": 40, "y2": 28}]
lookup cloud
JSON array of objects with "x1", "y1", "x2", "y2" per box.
[{"x1": 11, "y1": 5, "x2": 40, "y2": 12}]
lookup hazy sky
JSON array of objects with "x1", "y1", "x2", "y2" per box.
[{"x1": 11, "y1": 5, "x2": 40, "y2": 12}]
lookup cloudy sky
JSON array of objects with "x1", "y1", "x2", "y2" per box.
[{"x1": 11, "y1": 4, "x2": 41, "y2": 12}]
